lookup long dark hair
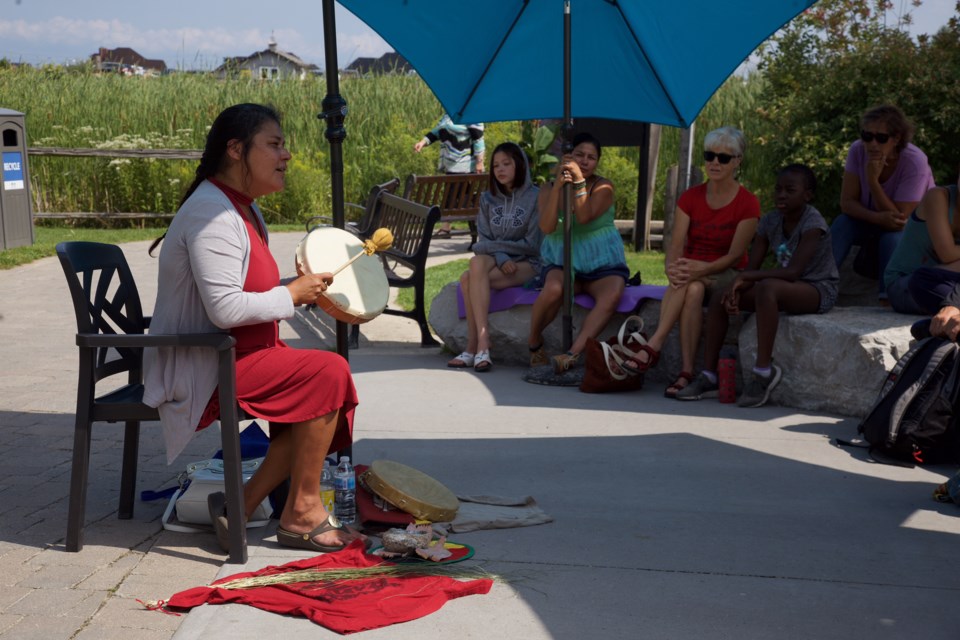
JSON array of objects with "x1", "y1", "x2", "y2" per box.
[
  {"x1": 571, "y1": 132, "x2": 602, "y2": 159},
  {"x1": 149, "y1": 103, "x2": 282, "y2": 255},
  {"x1": 488, "y1": 142, "x2": 529, "y2": 195}
]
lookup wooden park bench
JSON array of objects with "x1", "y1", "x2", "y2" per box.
[
  {"x1": 372, "y1": 192, "x2": 442, "y2": 345},
  {"x1": 345, "y1": 177, "x2": 401, "y2": 234},
  {"x1": 402, "y1": 173, "x2": 488, "y2": 244}
]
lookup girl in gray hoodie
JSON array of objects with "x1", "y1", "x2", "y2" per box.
[{"x1": 448, "y1": 142, "x2": 542, "y2": 372}]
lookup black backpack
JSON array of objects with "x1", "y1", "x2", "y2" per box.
[{"x1": 857, "y1": 337, "x2": 960, "y2": 465}]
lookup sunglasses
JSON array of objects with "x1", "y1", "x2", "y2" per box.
[
  {"x1": 860, "y1": 130, "x2": 891, "y2": 144},
  {"x1": 703, "y1": 151, "x2": 739, "y2": 164}
]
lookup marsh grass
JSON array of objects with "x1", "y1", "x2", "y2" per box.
[{"x1": 2, "y1": 66, "x2": 776, "y2": 234}]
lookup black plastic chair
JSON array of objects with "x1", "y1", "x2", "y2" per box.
[{"x1": 56, "y1": 241, "x2": 248, "y2": 563}]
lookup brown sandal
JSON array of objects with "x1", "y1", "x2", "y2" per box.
[
  {"x1": 622, "y1": 344, "x2": 660, "y2": 376},
  {"x1": 276, "y1": 515, "x2": 350, "y2": 553},
  {"x1": 664, "y1": 371, "x2": 694, "y2": 399}
]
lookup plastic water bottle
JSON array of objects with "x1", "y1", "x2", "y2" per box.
[
  {"x1": 334, "y1": 456, "x2": 357, "y2": 525},
  {"x1": 718, "y1": 345, "x2": 738, "y2": 404},
  {"x1": 320, "y1": 460, "x2": 335, "y2": 515}
]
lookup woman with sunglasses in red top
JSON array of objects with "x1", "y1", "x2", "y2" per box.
[
  {"x1": 622, "y1": 126, "x2": 760, "y2": 398},
  {"x1": 830, "y1": 105, "x2": 935, "y2": 300}
]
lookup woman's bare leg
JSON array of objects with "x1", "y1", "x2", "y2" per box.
[
  {"x1": 571, "y1": 275, "x2": 625, "y2": 354},
  {"x1": 678, "y1": 280, "x2": 707, "y2": 374},
  {"x1": 478, "y1": 260, "x2": 535, "y2": 353},
  {"x1": 624, "y1": 283, "x2": 687, "y2": 369},
  {"x1": 700, "y1": 292, "x2": 730, "y2": 374},
  {"x1": 244, "y1": 410, "x2": 360, "y2": 548},
  {"x1": 459, "y1": 269, "x2": 478, "y2": 353},
  {"x1": 528, "y1": 269, "x2": 564, "y2": 348},
  {"x1": 467, "y1": 255, "x2": 496, "y2": 353}
]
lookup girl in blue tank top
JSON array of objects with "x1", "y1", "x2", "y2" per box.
[{"x1": 528, "y1": 132, "x2": 628, "y2": 375}]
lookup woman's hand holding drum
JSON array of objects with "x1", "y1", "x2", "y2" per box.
[{"x1": 286, "y1": 272, "x2": 334, "y2": 306}]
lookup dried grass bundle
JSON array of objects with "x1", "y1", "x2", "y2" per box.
[{"x1": 215, "y1": 561, "x2": 496, "y2": 591}]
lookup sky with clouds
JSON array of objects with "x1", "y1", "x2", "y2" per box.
[
  {"x1": 0, "y1": 0, "x2": 956, "y2": 71},
  {"x1": 0, "y1": 1, "x2": 391, "y2": 69}
]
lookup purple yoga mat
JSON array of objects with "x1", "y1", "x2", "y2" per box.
[{"x1": 456, "y1": 283, "x2": 666, "y2": 319}]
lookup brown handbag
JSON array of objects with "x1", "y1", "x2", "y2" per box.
[{"x1": 579, "y1": 316, "x2": 646, "y2": 393}]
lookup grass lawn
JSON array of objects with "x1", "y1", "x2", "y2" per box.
[{"x1": 396, "y1": 248, "x2": 667, "y2": 317}]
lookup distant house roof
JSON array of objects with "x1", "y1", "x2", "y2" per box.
[
  {"x1": 91, "y1": 47, "x2": 166, "y2": 73},
  {"x1": 346, "y1": 52, "x2": 411, "y2": 75},
  {"x1": 216, "y1": 38, "x2": 319, "y2": 74}
]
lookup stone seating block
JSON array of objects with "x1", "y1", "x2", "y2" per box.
[
  {"x1": 430, "y1": 283, "x2": 924, "y2": 417},
  {"x1": 736, "y1": 307, "x2": 920, "y2": 417},
  {"x1": 430, "y1": 282, "x2": 712, "y2": 388}
]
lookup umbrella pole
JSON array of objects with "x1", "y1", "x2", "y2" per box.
[
  {"x1": 561, "y1": 0, "x2": 574, "y2": 352},
  {"x1": 320, "y1": 0, "x2": 350, "y2": 362}
]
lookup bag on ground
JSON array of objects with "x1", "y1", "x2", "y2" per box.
[
  {"x1": 857, "y1": 336, "x2": 960, "y2": 464},
  {"x1": 161, "y1": 458, "x2": 271, "y2": 532},
  {"x1": 580, "y1": 315, "x2": 646, "y2": 393}
]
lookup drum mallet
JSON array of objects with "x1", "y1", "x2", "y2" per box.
[{"x1": 330, "y1": 228, "x2": 394, "y2": 276}]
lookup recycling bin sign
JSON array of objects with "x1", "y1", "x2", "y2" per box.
[{"x1": 3, "y1": 152, "x2": 24, "y2": 190}]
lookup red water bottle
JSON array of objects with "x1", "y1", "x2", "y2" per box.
[{"x1": 718, "y1": 346, "x2": 737, "y2": 404}]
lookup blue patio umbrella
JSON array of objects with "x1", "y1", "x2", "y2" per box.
[
  {"x1": 337, "y1": 0, "x2": 814, "y2": 127},
  {"x1": 327, "y1": 0, "x2": 816, "y2": 349}
]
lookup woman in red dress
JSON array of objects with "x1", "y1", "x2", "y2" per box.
[{"x1": 144, "y1": 104, "x2": 363, "y2": 553}]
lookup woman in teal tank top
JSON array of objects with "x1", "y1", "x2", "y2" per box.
[{"x1": 528, "y1": 133, "x2": 628, "y2": 374}]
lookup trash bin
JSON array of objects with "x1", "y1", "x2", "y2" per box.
[{"x1": 0, "y1": 108, "x2": 34, "y2": 249}]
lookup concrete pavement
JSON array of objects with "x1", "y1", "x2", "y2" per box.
[{"x1": 0, "y1": 231, "x2": 958, "y2": 639}]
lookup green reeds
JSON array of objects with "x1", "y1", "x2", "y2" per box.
[{"x1": 1, "y1": 65, "x2": 776, "y2": 226}]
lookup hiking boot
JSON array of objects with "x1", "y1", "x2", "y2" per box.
[
  {"x1": 737, "y1": 364, "x2": 782, "y2": 408},
  {"x1": 675, "y1": 372, "x2": 719, "y2": 401},
  {"x1": 551, "y1": 351, "x2": 582, "y2": 374},
  {"x1": 529, "y1": 344, "x2": 548, "y2": 368}
]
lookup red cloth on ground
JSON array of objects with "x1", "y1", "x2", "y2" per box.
[
  {"x1": 162, "y1": 540, "x2": 492, "y2": 634},
  {"x1": 198, "y1": 202, "x2": 357, "y2": 454},
  {"x1": 677, "y1": 183, "x2": 761, "y2": 269}
]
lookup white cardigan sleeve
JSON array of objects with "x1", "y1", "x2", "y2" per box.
[{"x1": 185, "y1": 200, "x2": 294, "y2": 329}]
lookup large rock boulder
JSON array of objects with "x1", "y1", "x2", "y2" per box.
[
  {"x1": 429, "y1": 282, "x2": 699, "y2": 385},
  {"x1": 737, "y1": 307, "x2": 922, "y2": 417},
  {"x1": 429, "y1": 283, "x2": 924, "y2": 417}
]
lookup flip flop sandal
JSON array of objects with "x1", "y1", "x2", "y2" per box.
[
  {"x1": 664, "y1": 371, "x2": 694, "y2": 399},
  {"x1": 622, "y1": 344, "x2": 660, "y2": 376},
  {"x1": 447, "y1": 351, "x2": 475, "y2": 368},
  {"x1": 474, "y1": 350, "x2": 492, "y2": 372},
  {"x1": 433, "y1": 229, "x2": 452, "y2": 239},
  {"x1": 276, "y1": 515, "x2": 352, "y2": 553}
]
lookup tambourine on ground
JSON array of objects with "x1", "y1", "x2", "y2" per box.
[
  {"x1": 295, "y1": 227, "x2": 389, "y2": 324},
  {"x1": 360, "y1": 460, "x2": 460, "y2": 523}
]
